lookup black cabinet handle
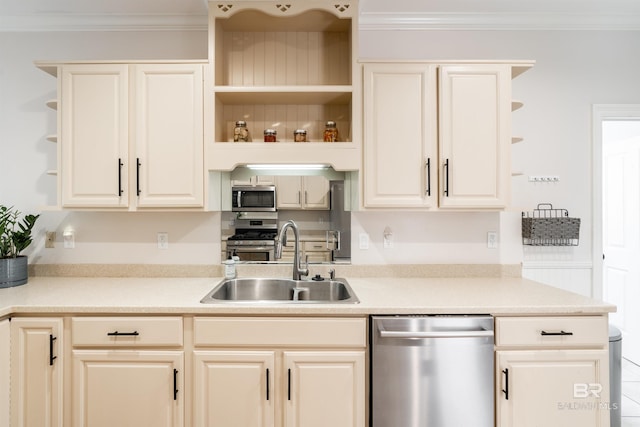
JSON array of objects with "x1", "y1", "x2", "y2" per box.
[
  {"x1": 107, "y1": 331, "x2": 139, "y2": 337},
  {"x1": 287, "y1": 368, "x2": 291, "y2": 401},
  {"x1": 266, "y1": 368, "x2": 270, "y2": 401},
  {"x1": 444, "y1": 159, "x2": 450, "y2": 197},
  {"x1": 173, "y1": 369, "x2": 178, "y2": 400},
  {"x1": 541, "y1": 330, "x2": 574, "y2": 336},
  {"x1": 502, "y1": 368, "x2": 509, "y2": 400},
  {"x1": 425, "y1": 158, "x2": 431, "y2": 196},
  {"x1": 49, "y1": 334, "x2": 57, "y2": 366},
  {"x1": 118, "y1": 158, "x2": 124, "y2": 196},
  {"x1": 136, "y1": 158, "x2": 141, "y2": 196}
]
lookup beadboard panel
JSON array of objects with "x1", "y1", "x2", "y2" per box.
[
  {"x1": 522, "y1": 262, "x2": 593, "y2": 297},
  {"x1": 218, "y1": 31, "x2": 351, "y2": 86}
]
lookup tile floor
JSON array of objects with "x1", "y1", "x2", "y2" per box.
[{"x1": 622, "y1": 358, "x2": 640, "y2": 426}]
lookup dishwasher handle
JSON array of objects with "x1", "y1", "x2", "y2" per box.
[{"x1": 377, "y1": 322, "x2": 493, "y2": 339}]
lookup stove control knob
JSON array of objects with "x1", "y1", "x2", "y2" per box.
[{"x1": 312, "y1": 274, "x2": 324, "y2": 281}]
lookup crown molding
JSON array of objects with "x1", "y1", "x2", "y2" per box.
[
  {"x1": 0, "y1": 14, "x2": 208, "y2": 32},
  {"x1": 3, "y1": 10, "x2": 640, "y2": 32},
  {"x1": 359, "y1": 12, "x2": 640, "y2": 31}
]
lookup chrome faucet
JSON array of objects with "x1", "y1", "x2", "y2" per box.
[{"x1": 275, "y1": 220, "x2": 309, "y2": 280}]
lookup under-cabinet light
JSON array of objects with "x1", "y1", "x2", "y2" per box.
[{"x1": 246, "y1": 164, "x2": 330, "y2": 170}]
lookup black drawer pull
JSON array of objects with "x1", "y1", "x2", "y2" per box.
[
  {"x1": 502, "y1": 369, "x2": 509, "y2": 400},
  {"x1": 173, "y1": 369, "x2": 179, "y2": 400},
  {"x1": 107, "y1": 331, "x2": 140, "y2": 336},
  {"x1": 266, "y1": 368, "x2": 270, "y2": 401},
  {"x1": 49, "y1": 334, "x2": 57, "y2": 366},
  {"x1": 540, "y1": 330, "x2": 574, "y2": 336}
]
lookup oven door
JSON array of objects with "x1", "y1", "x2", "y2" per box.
[
  {"x1": 232, "y1": 186, "x2": 277, "y2": 212},
  {"x1": 227, "y1": 245, "x2": 275, "y2": 262}
]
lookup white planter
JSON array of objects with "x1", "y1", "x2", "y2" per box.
[{"x1": 0, "y1": 255, "x2": 28, "y2": 288}]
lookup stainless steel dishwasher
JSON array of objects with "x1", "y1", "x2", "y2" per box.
[{"x1": 371, "y1": 315, "x2": 494, "y2": 427}]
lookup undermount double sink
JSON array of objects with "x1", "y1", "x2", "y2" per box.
[{"x1": 200, "y1": 277, "x2": 359, "y2": 304}]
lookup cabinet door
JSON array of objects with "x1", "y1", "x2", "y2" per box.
[
  {"x1": 11, "y1": 318, "x2": 64, "y2": 427},
  {"x1": 193, "y1": 351, "x2": 275, "y2": 427},
  {"x1": 133, "y1": 64, "x2": 204, "y2": 208},
  {"x1": 73, "y1": 350, "x2": 183, "y2": 427},
  {"x1": 61, "y1": 64, "x2": 129, "y2": 208},
  {"x1": 276, "y1": 176, "x2": 303, "y2": 209},
  {"x1": 496, "y1": 350, "x2": 610, "y2": 427},
  {"x1": 0, "y1": 319, "x2": 10, "y2": 427},
  {"x1": 302, "y1": 176, "x2": 330, "y2": 210},
  {"x1": 438, "y1": 64, "x2": 511, "y2": 209},
  {"x1": 363, "y1": 63, "x2": 437, "y2": 208},
  {"x1": 284, "y1": 351, "x2": 365, "y2": 427}
]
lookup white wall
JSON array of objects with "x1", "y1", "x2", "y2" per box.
[{"x1": 3, "y1": 15, "x2": 640, "y2": 272}]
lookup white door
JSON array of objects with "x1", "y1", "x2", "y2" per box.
[
  {"x1": 61, "y1": 64, "x2": 129, "y2": 208},
  {"x1": 0, "y1": 319, "x2": 10, "y2": 427},
  {"x1": 11, "y1": 318, "x2": 64, "y2": 427},
  {"x1": 362, "y1": 63, "x2": 437, "y2": 208},
  {"x1": 283, "y1": 351, "x2": 365, "y2": 427},
  {"x1": 496, "y1": 350, "x2": 609, "y2": 427},
  {"x1": 73, "y1": 350, "x2": 184, "y2": 427},
  {"x1": 133, "y1": 64, "x2": 204, "y2": 208},
  {"x1": 438, "y1": 64, "x2": 511, "y2": 209},
  {"x1": 192, "y1": 350, "x2": 275, "y2": 427},
  {"x1": 603, "y1": 122, "x2": 640, "y2": 364},
  {"x1": 302, "y1": 176, "x2": 329, "y2": 210}
]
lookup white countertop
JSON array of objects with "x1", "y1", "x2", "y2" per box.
[{"x1": 0, "y1": 276, "x2": 615, "y2": 317}]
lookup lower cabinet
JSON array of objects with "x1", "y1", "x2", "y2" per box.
[
  {"x1": 72, "y1": 350, "x2": 184, "y2": 427},
  {"x1": 0, "y1": 318, "x2": 10, "y2": 427},
  {"x1": 193, "y1": 317, "x2": 366, "y2": 427},
  {"x1": 495, "y1": 316, "x2": 611, "y2": 427},
  {"x1": 71, "y1": 316, "x2": 185, "y2": 427},
  {"x1": 10, "y1": 317, "x2": 64, "y2": 427}
]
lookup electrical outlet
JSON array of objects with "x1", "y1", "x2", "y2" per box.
[
  {"x1": 383, "y1": 227, "x2": 393, "y2": 249},
  {"x1": 157, "y1": 232, "x2": 169, "y2": 249},
  {"x1": 63, "y1": 229, "x2": 75, "y2": 249},
  {"x1": 487, "y1": 231, "x2": 498, "y2": 249},
  {"x1": 45, "y1": 231, "x2": 55, "y2": 248},
  {"x1": 359, "y1": 233, "x2": 369, "y2": 250}
]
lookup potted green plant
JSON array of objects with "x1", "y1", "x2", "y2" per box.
[{"x1": 0, "y1": 205, "x2": 39, "y2": 288}]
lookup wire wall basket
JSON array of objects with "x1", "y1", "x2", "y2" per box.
[{"x1": 522, "y1": 203, "x2": 580, "y2": 246}]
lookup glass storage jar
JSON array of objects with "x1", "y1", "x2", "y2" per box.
[
  {"x1": 323, "y1": 121, "x2": 339, "y2": 142},
  {"x1": 233, "y1": 120, "x2": 250, "y2": 142},
  {"x1": 294, "y1": 129, "x2": 307, "y2": 143},
  {"x1": 264, "y1": 129, "x2": 277, "y2": 143}
]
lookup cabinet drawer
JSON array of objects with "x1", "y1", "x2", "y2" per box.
[
  {"x1": 194, "y1": 317, "x2": 366, "y2": 348},
  {"x1": 72, "y1": 317, "x2": 183, "y2": 347},
  {"x1": 303, "y1": 241, "x2": 327, "y2": 252},
  {"x1": 496, "y1": 316, "x2": 608, "y2": 348}
]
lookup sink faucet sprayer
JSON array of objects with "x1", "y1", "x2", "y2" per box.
[{"x1": 275, "y1": 220, "x2": 309, "y2": 280}]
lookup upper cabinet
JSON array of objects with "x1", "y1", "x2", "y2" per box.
[
  {"x1": 38, "y1": 62, "x2": 205, "y2": 210},
  {"x1": 204, "y1": 1, "x2": 361, "y2": 171},
  {"x1": 362, "y1": 61, "x2": 533, "y2": 210},
  {"x1": 275, "y1": 175, "x2": 330, "y2": 210}
]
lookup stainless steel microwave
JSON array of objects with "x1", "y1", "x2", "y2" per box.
[{"x1": 232, "y1": 185, "x2": 277, "y2": 212}]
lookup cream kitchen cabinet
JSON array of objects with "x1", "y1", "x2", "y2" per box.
[
  {"x1": 0, "y1": 319, "x2": 10, "y2": 427},
  {"x1": 363, "y1": 61, "x2": 533, "y2": 210},
  {"x1": 495, "y1": 316, "x2": 610, "y2": 427},
  {"x1": 205, "y1": 1, "x2": 361, "y2": 171},
  {"x1": 276, "y1": 176, "x2": 330, "y2": 210},
  {"x1": 193, "y1": 317, "x2": 365, "y2": 427},
  {"x1": 10, "y1": 317, "x2": 64, "y2": 427},
  {"x1": 71, "y1": 316, "x2": 184, "y2": 427},
  {"x1": 43, "y1": 62, "x2": 204, "y2": 210}
]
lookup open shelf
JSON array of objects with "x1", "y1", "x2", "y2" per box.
[
  {"x1": 511, "y1": 100, "x2": 523, "y2": 111},
  {"x1": 214, "y1": 86, "x2": 352, "y2": 105}
]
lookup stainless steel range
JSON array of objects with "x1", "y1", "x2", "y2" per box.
[{"x1": 226, "y1": 212, "x2": 278, "y2": 262}]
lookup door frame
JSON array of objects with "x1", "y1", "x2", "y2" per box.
[{"x1": 591, "y1": 104, "x2": 640, "y2": 300}]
